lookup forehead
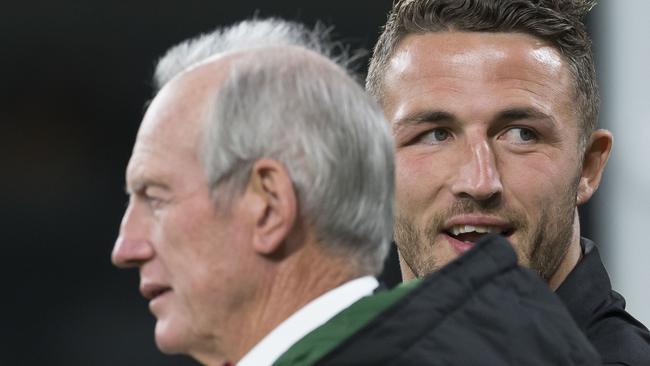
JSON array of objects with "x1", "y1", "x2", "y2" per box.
[
  {"x1": 126, "y1": 61, "x2": 229, "y2": 187},
  {"x1": 395, "y1": 31, "x2": 563, "y2": 68},
  {"x1": 383, "y1": 31, "x2": 573, "y2": 117},
  {"x1": 137, "y1": 72, "x2": 213, "y2": 150}
]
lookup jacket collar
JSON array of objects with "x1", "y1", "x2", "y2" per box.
[{"x1": 555, "y1": 237, "x2": 612, "y2": 330}]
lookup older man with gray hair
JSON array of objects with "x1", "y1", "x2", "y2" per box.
[{"x1": 112, "y1": 18, "x2": 598, "y2": 365}]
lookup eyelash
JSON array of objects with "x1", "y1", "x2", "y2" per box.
[
  {"x1": 407, "y1": 126, "x2": 539, "y2": 146},
  {"x1": 410, "y1": 127, "x2": 452, "y2": 145},
  {"x1": 134, "y1": 188, "x2": 164, "y2": 210},
  {"x1": 500, "y1": 126, "x2": 539, "y2": 144}
]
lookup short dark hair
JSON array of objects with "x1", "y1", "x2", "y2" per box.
[{"x1": 367, "y1": 0, "x2": 599, "y2": 144}]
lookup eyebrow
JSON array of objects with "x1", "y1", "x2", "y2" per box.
[
  {"x1": 489, "y1": 107, "x2": 559, "y2": 134},
  {"x1": 394, "y1": 110, "x2": 456, "y2": 128},
  {"x1": 393, "y1": 106, "x2": 557, "y2": 132},
  {"x1": 124, "y1": 179, "x2": 171, "y2": 195},
  {"x1": 496, "y1": 107, "x2": 556, "y2": 125}
]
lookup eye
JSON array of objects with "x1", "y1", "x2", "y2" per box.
[
  {"x1": 136, "y1": 186, "x2": 166, "y2": 211},
  {"x1": 501, "y1": 127, "x2": 538, "y2": 144},
  {"x1": 144, "y1": 195, "x2": 164, "y2": 210},
  {"x1": 413, "y1": 128, "x2": 452, "y2": 145}
]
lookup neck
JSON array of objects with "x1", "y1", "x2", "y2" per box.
[
  {"x1": 229, "y1": 242, "x2": 362, "y2": 363},
  {"x1": 548, "y1": 209, "x2": 582, "y2": 291}
]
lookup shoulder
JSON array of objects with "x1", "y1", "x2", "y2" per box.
[
  {"x1": 588, "y1": 290, "x2": 650, "y2": 365},
  {"x1": 316, "y1": 235, "x2": 599, "y2": 365},
  {"x1": 557, "y1": 238, "x2": 650, "y2": 365}
]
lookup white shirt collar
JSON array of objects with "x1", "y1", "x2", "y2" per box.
[{"x1": 236, "y1": 276, "x2": 379, "y2": 366}]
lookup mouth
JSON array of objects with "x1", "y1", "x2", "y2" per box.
[
  {"x1": 445, "y1": 224, "x2": 513, "y2": 242},
  {"x1": 442, "y1": 223, "x2": 513, "y2": 254},
  {"x1": 140, "y1": 283, "x2": 172, "y2": 301}
]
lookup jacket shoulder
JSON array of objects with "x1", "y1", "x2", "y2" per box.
[{"x1": 317, "y1": 235, "x2": 600, "y2": 365}]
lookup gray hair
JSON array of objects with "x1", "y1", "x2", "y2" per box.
[
  {"x1": 154, "y1": 19, "x2": 362, "y2": 91},
  {"x1": 154, "y1": 19, "x2": 394, "y2": 275}
]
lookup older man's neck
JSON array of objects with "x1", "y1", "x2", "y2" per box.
[{"x1": 232, "y1": 244, "x2": 364, "y2": 364}]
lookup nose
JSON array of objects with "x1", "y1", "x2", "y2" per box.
[
  {"x1": 111, "y1": 201, "x2": 154, "y2": 268},
  {"x1": 450, "y1": 139, "x2": 503, "y2": 202}
]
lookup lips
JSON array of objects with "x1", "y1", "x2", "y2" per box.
[
  {"x1": 446, "y1": 224, "x2": 513, "y2": 242},
  {"x1": 140, "y1": 282, "x2": 172, "y2": 301},
  {"x1": 442, "y1": 217, "x2": 514, "y2": 253}
]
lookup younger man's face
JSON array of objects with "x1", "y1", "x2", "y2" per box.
[{"x1": 382, "y1": 32, "x2": 586, "y2": 280}]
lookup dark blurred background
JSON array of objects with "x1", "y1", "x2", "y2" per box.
[
  {"x1": 2, "y1": 1, "x2": 394, "y2": 365},
  {"x1": 4, "y1": 1, "x2": 646, "y2": 365}
]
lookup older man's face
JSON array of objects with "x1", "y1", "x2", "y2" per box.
[
  {"x1": 112, "y1": 66, "x2": 254, "y2": 356},
  {"x1": 383, "y1": 32, "x2": 586, "y2": 280}
]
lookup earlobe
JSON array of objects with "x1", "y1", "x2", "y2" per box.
[
  {"x1": 247, "y1": 159, "x2": 298, "y2": 255},
  {"x1": 577, "y1": 129, "x2": 613, "y2": 205}
]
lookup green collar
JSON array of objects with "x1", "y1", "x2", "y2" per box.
[{"x1": 273, "y1": 279, "x2": 421, "y2": 366}]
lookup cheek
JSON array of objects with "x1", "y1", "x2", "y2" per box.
[
  {"x1": 165, "y1": 218, "x2": 232, "y2": 324},
  {"x1": 500, "y1": 154, "x2": 579, "y2": 208},
  {"x1": 396, "y1": 152, "x2": 448, "y2": 211},
  {"x1": 156, "y1": 203, "x2": 229, "y2": 286}
]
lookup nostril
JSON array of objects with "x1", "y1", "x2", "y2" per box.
[
  {"x1": 450, "y1": 164, "x2": 502, "y2": 201},
  {"x1": 457, "y1": 190, "x2": 501, "y2": 203}
]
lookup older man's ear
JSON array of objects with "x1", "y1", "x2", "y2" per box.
[{"x1": 244, "y1": 158, "x2": 299, "y2": 255}]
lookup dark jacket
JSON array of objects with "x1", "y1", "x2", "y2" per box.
[
  {"x1": 275, "y1": 235, "x2": 599, "y2": 365},
  {"x1": 556, "y1": 238, "x2": 650, "y2": 365}
]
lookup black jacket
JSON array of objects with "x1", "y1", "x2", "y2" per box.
[
  {"x1": 556, "y1": 238, "x2": 650, "y2": 365},
  {"x1": 277, "y1": 235, "x2": 599, "y2": 365}
]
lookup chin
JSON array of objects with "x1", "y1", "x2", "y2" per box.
[{"x1": 154, "y1": 317, "x2": 190, "y2": 354}]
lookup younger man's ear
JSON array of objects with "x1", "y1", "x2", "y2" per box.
[
  {"x1": 577, "y1": 129, "x2": 613, "y2": 205},
  {"x1": 245, "y1": 158, "x2": 298, "y2": 255}
]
